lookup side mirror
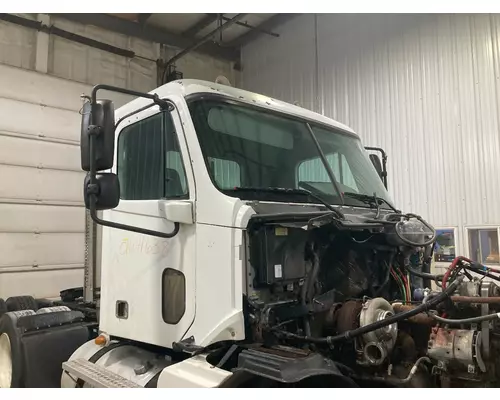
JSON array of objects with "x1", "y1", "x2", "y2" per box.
[
  {"x1": 84, "y1": 173, "x2": 120, "y2": 210},
  {"x1": 81, "y1": 83, "x2": 179, "y2": 239},
  {"x1": 369, "y1": 154, "x2": 383, "y2": 178},
  {"x1": 81, "y1": 99, "x2": 116, "y2": 172},
  {"x1": 365, "y1": 146, "x2": 388, "y2": 189}
]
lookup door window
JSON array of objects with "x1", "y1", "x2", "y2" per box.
[{"x1": 117, "y1": 112, "x2": 188, "y2": 200}]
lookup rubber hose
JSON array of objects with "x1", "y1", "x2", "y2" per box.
[
  {"x1": 275, "y1": 276, "x2": 464, "y2": 346},
  {"x1": 463, "y1": 266, "x2": 500, "y2": 283},
  {"x1": 406, "y1": 266, "x2": 443, "y2": 281},
  {"x1": 375, "y1": 259, "x2": 393, "y2": 297},
  {"x1": 428, "y1": 311, "x2": 500, "y2": 325},
  {"x1": 442, "y1": 257, "x2": 473, "y2": 289},
  {"x1": 422, "y1": 246, "x2": 434, "y2": 289},
  {"x1": 451, "y1": 296, "x2": 500, "y2": 304}
]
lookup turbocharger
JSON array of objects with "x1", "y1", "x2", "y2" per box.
[{"x1": 358, "y1": 298, "x2": 398, "y2": 366}]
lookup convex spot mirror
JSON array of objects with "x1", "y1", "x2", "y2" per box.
[
  {"x1": 81, "y1": 99, "x2": 116, "y2": 172},
  {"x1": 369, "y1": 154, "x2": 383, "y2": 181},
  {"x1": 84, "y1": 173, "x2": 120, "y2": 211}
]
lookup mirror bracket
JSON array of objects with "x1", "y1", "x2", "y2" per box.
[
  {"x1": 365, "y1": 146, "x2": 388, "y2": 189},
  {"x1": 87, "y1": 183, "x2": 99, "y2": 196},
  {"x1": 83, "y1": 83, "x2": 180, "y2": 239},
  {"x1": 87, "y1": 124, "x2": 101, "y2": 136}
]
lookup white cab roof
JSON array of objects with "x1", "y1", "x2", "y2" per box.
[{"x1": 118, "y1": 79, "x2": 358, "y2": 138}]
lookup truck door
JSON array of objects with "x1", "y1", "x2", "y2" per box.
[{"x1": 99, "y1": 102, "x2": 196, "y2": 349}]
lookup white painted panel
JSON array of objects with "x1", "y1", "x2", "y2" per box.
[
  {"x1": 0, "y1": 204, "x2": 84, "y2": 233},
  {"x1": 0, "y1": 97, "x2": 81, "y2": 141},
  {"x1": 0, "y1": 232, "x2": 84, "y2": 268},
  {"x1": 0, "y1": 135, "x2": 80, "y2": 171},
  {"x1": 0, "y1": 164, "x2": 83, "y2": 204},
  {"x1": 0, "y1": 20, "x2": 35, "y2": 70},
  {"x1": 242, "y1": 14, "x2": 500, "y2": 259},
  {"x1": 0, "y1": 64, "x2": 85, "y2": 111},
  {"x1": 0, "y1": 63, "x2": 138, "y2": 111},
  {"x1": 0, "y1": 268, "x2": 83, "y2": 299},
  {"x1": 0, "y1": 19, "x2": 160, "y2": 299}
]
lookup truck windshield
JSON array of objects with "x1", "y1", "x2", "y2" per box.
[{"x1": 188, "y1": 98, "x2": 393, "y2": 209}]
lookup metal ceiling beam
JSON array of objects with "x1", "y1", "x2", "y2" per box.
[
  {"x1": 165, "y1": 14, "x2": 247, "y2": 68},
  {"x1": 220, "y1": 15, "x2": 279, "y2": 37},
  {"x1": 182, "y1": 14, "x2": 219, "y2": 37},
  {"x1": 56, "y1": 13, "x2": 239, "y2": 61},
  {"x1": 227, "y1": 13, "x2": 300, "y2": 48}
]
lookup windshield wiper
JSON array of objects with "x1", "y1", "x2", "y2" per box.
[
  {"x1": 233, "y1": 187, "x2": 345, "y2": 220},
  {"x1": 305, "y1": 123, "x2": 345, "y2": 205},
  {"x1": 343, "y1": 191, "x2": 399, "y2": 215}
]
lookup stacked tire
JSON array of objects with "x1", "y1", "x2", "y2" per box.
[
  {"x1": 5, "y1": 296, "x2": 38, "y2": 313},
  {"x1": 0, "y1": 295, "x2": 90, "y2": 388}
]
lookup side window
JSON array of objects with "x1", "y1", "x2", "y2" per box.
[
  {"x1": 469, "y1": 228, "x2": 500, "y2": 265},
  {"x1": 117, "y1": 112, "x2": 188, "y2": 200},
  {"x1": 208, "y1": 157, "x2": 241, "y2": 189},
  {"x1": 298, "y1": 153, "x2": 358, "y2": 191}
]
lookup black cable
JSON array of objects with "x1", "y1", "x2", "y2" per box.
[
  {"x1": 422, "y1": 247, "x2": 434, "y2": 289},
  {"x1": 447, "y1": 266, "x2": 463, "y2": 287},
  {"x1": 462, "y1": 269, "x2": 474, "y2": 281},
  {"x1": 374, "y1": 262, "x2": 392, "y2": 296},
  {"x1": 429, "y1": 311, "x2": 500, "y2": 325},
  {"x1": 406, "y1": 265, "x2": 443, "y2": 281},
  {"x1": 463, "y1": 265, "x2": 500, "y2": 283},
  {"x1": 422, "y1": 291, "x2": 440, "y2": 305},
  {"x1": 273, "y1": 276, "x2": 464, "y2": 346}
]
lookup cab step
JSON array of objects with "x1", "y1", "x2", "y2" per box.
[{"x1": 62, "y1": 358, "x2": 142, "y2": 388}]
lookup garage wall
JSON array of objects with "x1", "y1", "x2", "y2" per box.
[
  {"x1": 0, "y1": 14, "x2": 235, "y2": 299},
  {"x1": 50, "y1": 15, "x2": 159, "y2": 91},
  {"x1": 162, "y1": 45, "x2": 239, "y2": 87},
  {"x1": 0, "y1": 66, "x2": 136, "y2": 299},
  {"x1": 0, "y1": 15, "x2": 154, "y2": 299},
  {"x1": 0, "y1": 14, "x2": 159, "y2": 90},
  {"x1": 241, "y1": 14, "x2": 500, "y2": 261}
]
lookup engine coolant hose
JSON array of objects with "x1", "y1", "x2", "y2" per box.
[
  {"x1": 428, "y1": 311, "x2": 500, "y2": 325},
  {"x1": 442, "y1": 256, "x2": 473, "y2": 289},
  {"x1": 273, "y1": 276, "x2": 464, "y2": 347},
  {"x1": 406, "y1": 265, "x2": 443, "y2": 281}
]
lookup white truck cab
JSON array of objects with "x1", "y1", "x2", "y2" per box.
[
  {"x1": 95, "y1": 79, "x2": 391, "y2": 349},
  {"x1": 4, "y1": 79, "x2": 496, "y2": 389},
  {"x1": 68, "y1": 79, "x2": 395, "y2": 388}
]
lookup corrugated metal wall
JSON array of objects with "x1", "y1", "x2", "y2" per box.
[{"x1": 242, "y1": 14, "x2": 500, "y2": 257}]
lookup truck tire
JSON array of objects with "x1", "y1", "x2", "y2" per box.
[
  {"x1": 0, "y1": 311, "x2": 35, "y2": 388},
  {"x1": 0, "y1": 299, "x2": 7, "y2": 317},
  {"x1": 6, "y1": 296, "x2": 38, "y2": 312},
  {"x1": 0, "y1": 309, "x2": 89, "y2": 388}
]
